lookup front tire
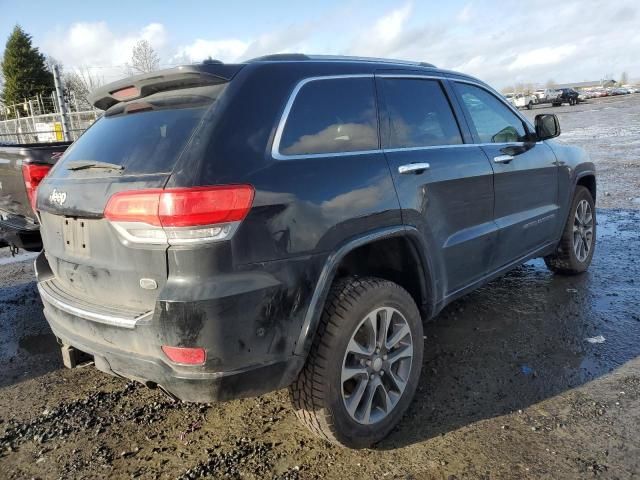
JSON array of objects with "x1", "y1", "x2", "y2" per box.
[
  {"x1": 527, "y1": 101, "x2": 533, "y2": 110},
  {"x1": 290, "y1": 277, "x2": 423, "y2": 448},
  {"x1": 544, "y1": 186, "x2": 596, "y2": 274}
]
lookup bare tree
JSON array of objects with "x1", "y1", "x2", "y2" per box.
[
  {"x1": 130, "y1": 40, "x2": 160, "y2": 74},
  {"x1": 64, "y1": 67, "x2": 104, "y2": 110},
  {"x1": 545, "y1": 78, "x2": 556, "y2": 88}
]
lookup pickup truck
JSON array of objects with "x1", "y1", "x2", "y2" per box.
[
  {"x1": 505, "y1": 92, "x2": 537, "y2": 110},
  {"x1": 0, "y1": 142, "x2": 70, "y2": 251},
  {"x1": 534, "y1": 88, "x2": 561, "y2": 105}
]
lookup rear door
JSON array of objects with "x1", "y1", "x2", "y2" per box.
[
  {"x1": 451, "y1": 81, "x2": 559, "y2": 268},
  {"x1": 36, "y1": 86, "x2": 224, "y2": 314},
  {"x1": 377, "y1": 74, "x2": 497, "y2": 295}
]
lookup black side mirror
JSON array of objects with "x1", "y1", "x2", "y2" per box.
[{"x1": 535, "y1": 114, "x2": 561, "y2": 140}]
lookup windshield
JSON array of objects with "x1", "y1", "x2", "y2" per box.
[{"x1": 50, "y1": 85, "x2": 225, "y2": 178}]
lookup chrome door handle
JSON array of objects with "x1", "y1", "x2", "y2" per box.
[
  {"x1": 398, "y1": 163, "x2": 430, "y2": 174},
  {"x1": 493, "y1": 155, "x2": 514, "y2": 164}
]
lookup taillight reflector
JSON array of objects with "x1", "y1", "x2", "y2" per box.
[
  {"x1": 161, "y1": 346, "x2": 206, "y2": 365},
  {"x1": 22, "y1": 163, "x2": 52, "y2": 212}
]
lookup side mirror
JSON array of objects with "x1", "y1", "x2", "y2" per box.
[{"x1": 535, "y1": 114, "x2": 561, "y2": 140}]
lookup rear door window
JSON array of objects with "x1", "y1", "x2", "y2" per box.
[
  {"x1": 455, "y1": 82, "x2": 528, "y2": 143},
  {"x1": 379, "y1": 78, "x2": 463, "y2": 148},
  {"x1": 278, "y1": 77, "x2": 378, "y2": 156}
]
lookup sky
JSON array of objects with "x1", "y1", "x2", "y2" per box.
[{"x1": 1, "y1": 0, "x2": 639, "y2": 89}]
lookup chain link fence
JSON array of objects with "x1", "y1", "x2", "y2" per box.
[{"x1": 0, "y1": 110, "x2": 101, "y2": 144}]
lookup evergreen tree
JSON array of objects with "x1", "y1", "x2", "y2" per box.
[{"x1": 1, "y1": 25, "x2": 54, "y2": 108}]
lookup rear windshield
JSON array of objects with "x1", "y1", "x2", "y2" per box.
[{"x1": 51, "y1": 86, "x2": 224, "y2": 177}]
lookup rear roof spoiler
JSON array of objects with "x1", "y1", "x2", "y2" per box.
[{"x1": 90, "y1": 63, "x2": 244, "y2": 110}]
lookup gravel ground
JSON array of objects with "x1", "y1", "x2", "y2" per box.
[{"x1": 1, "y1": 95, "x2": 639, "y2": 479}]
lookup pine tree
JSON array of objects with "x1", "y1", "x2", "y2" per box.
[{"x1": 1, "y1": 25, "x2": 54, "y2": 108}]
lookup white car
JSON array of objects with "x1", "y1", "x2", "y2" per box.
[
  {"x1": 534, "y1": 88, "x2": 561, "y2": 104},
  {"x1": 505, "y1": 92, "x2": 537, "y2": 110}
]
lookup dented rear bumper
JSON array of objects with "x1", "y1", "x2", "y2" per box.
[{"x1": 35, "y1": 251, "x2": 308, "y2": 403}]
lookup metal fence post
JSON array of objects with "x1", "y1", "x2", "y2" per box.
[{"x1": 53, "y1": 64, "x2": 72, "y2": 141}]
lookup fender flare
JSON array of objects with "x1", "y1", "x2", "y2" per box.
[{"x1": 293, "y1": 225, "x2": 435, "y2": 357}]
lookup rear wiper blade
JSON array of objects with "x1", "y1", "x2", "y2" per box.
[{"x1": 67, "y1": 161, "x2": 125, "y2": 172}]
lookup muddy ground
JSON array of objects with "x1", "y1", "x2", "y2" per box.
[{"x1": 1, "y1": 95, "x2": 639, "y2": 479}]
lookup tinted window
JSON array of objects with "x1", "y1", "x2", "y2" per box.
[
  {"x1": 52, "y1": 86, "x2": 225, "y2": 177},
  {"x1": 279, "y1": 77, "x2": 378, "y2": 156},
  {"x1": 456, "y1": 83, "x2": 528, "y2": 143},
  {"x1": 381, "y1": 78, "x2": 462, "y2": 148}
]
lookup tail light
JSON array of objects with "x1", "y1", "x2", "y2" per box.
[
  {"x1": 23, "y1": 163, "x2": 52, "y2": 212},
  {"x1": 104, "y1": 185, "x2": 254, "y2": 245}
]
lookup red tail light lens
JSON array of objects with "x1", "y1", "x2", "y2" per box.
[
  {"x1": 104, "y1": 189, "x2": 163, "y2": 226},
  {"x1": 161, "y1": 346, "x2": 206, "y2": 365},
  {"x1": 159, "y1": 186, "x2": 255, "y2": 227},
  {"x1": 104, "y1": 185, "x2": 255, "y2": 244},
  {"x1": 22, "y1": 163, "x2": 52, "y2": 212}
]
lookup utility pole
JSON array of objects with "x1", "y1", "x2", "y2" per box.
[{"x1": 52, "y1": 64, "x2": 72, "y2": 141}]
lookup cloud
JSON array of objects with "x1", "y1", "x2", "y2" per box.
[
  {"x1": 174, "y1": 39, "x2": 248, "y2": 63},
  {"x1": 43, "y1": 22, "x2": 167, "y2": 81},
  {"x1": 173, "y1": 23, "x2": 315, "y2": 63},
  {"x1": 37, "y1": 0, "x2": 640, "y2": 89},
  {"x1": 457, "y1": 3, "x2": 473, "y2": 23},
  {"x1": 348, "y1": 3, "x2": 417, "y2": 57},
  {"x1": 508, "y1": 45, "x2": 578, "y2": 71}
]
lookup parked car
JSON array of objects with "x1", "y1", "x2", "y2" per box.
[
  {"x1": 34, "y1": 55, "x2": 596, "y2": 448},
  {"x1": 578, "y1": 91, "x2": 590, "y2": 102},
  {"x1": 0, "y1": 141, "x2": 70, "y2": 251},
  {"x1": 553, "y1": 88, "x2": 580, "y2": 106},
  {"x1": 505, "y1": 92, "x2": 537, "y2": 110},
  {"x1": 534, "y1": 88, "x2": 561, "y2": 104}
]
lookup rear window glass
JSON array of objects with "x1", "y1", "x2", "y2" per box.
[
  {"x1": 52, "y1": 87, "x2": 223, "y2": 177},
  {"x1": 278, "y1": 77, "x2": 378, "y2": 156}
]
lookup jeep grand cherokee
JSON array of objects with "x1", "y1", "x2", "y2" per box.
[{"x1": 34, "y1": 54, "x2": 596, "y2": 448}]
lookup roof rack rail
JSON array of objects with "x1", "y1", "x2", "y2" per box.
[
  {"x1": 308, "y1": 55, "x2": 436, "y2": 68},
  {"x1": 247, "y1": 53, "x2": 310, "y2": 62},
  {"x1": 246, "y1": 53, "x2": 436, "y2": 68}
]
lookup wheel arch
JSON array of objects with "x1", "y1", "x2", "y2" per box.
[
  {"x1": 293, "y1": 226, "x2": 435, "y2": 357},
  {"x1": 576, "y1": 173, "x2": 596, "y2": 201}
]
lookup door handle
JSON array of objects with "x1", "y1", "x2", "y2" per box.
[
  {"x1": 398, "y1": 163, "x2": 430, "y2": 174},
  {"x1": 493, "y1": 155, "x2": 514, "y2": 164}
]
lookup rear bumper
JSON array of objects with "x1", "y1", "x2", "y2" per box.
[
  {"x1": 41, "y1": 296, "x2": 303, "y2": 402},
  {"x1": 35, "y1": 251, "x2": 310, "y2": 403}
]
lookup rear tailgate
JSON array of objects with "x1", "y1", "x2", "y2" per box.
[
  {"x1": 36, "y1": 85, "x2": 226, "y2": 314},
  {"x1": 0, "y1": 142, "x2": 68, "y2": 229}
]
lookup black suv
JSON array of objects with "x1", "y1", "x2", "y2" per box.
[
  {"x1": 35, "y1": 55, "x2": 596, "y2": 448},
  {"x1": 554, "y1": 87, "x2": 580, "y2": 106}
]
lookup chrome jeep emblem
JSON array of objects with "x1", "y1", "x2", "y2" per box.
[{"x1": 49, "y1": 189, "x2": 67, "y2": 206}]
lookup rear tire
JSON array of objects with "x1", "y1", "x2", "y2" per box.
[
  {"x1": 527, "y1": 101, "x2": 533, "y2": 110},
  {"x1": 290, "y1": 276, "x2": 423, "y2": 448},
  {"x1": 544, "y1": 186, "x2": 596, "y2": 274}
]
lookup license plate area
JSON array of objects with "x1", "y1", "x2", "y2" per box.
[{"x1": 62, "y1": 217, "x2": 90, "y2": 257}]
